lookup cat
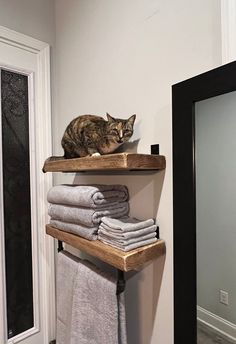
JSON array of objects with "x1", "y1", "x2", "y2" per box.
[{"x1": 61, "y1": 113, "x2": 136, "y2": 158}]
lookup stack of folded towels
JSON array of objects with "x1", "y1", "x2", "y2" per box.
[
  {"x1": 47, "y1": 184, "x2": 129, "y2": 240},
  {"x1": 98, "y1": 216, "x2": 158, "y2": 251}
]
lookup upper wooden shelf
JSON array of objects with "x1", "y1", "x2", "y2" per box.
[
  {"x1": 42, "y1": 153, "x2": 166, "y2": 173},
  {"x1": 46, "y1": 225, "x2": 166, "y2": 272}
]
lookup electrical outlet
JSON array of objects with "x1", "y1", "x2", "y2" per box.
[{"x1": 219, "y1": 290, "x2": 229, "y2": 305}]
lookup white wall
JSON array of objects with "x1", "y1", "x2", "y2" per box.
[
  {"x1": 196, "y1": 92, "x2": 236, "y2": 325},
  {"x1": 54, "y1": 0, "x2": 222, "y2": 343},
  {"x1": 0, "y1": 0, "x2": 56, "y2": 136},
  {"x1": 0, "y1": 0, "x2": 55, "y2": 45}
]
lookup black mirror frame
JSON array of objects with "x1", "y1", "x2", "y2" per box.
[{"x1": 172, "y1": 60, "x2": 236, "y2": 343}]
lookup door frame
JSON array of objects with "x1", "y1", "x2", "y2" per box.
[
  {"x1": 221, "y1": 0, "x2": 236, "y2": 63},
  {"x1": 0, "y1": 26, "x2": 55, "y2": 343}
]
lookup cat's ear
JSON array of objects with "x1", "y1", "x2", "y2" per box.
[
  {"x1": 106, "y1": 113, "x2": 115, "y2": 122},
  {"x1": 128, "y1": 114, "x2": 136, "y2": 126}
]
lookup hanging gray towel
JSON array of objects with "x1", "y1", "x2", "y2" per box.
[
  {"x1": 56, "y1": 251, "x2": 81, "y2": 344},
  {"x1": 71, "y1": 259, "x2": 127, "y2": 344},
  {"x1": 56, "y1": 251, "x2": 127, "y2": 344},
  {"x1": 48, "y1": 202, "x2": 129, "y2": 227},
  {"x1": 47, "y1": 184, "x2": 129, "y2": 208},
  {"x1": 50, "y1": 219, "x2": 98, "y2": 240}
]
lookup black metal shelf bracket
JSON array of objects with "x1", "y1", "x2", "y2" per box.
[
  {"x1": 116, "y1": 269, "x2": 126, "y2": 295},
  {"x1": 58, "y1": 240, "x2": 64, "y2": 252},
  {"x1": 151, "y1": 144, "x2": 159, "y2": 155}
]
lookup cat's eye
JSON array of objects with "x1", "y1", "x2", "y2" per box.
[
  {"x1": 111, "y1": 129, "x2": 118, "y2": 134},
  {"x1": 124, "y1": 130, "x2": 132, "y2": 136}
]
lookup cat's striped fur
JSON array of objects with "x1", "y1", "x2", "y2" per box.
[{"x1": 61, "y1": 113, "x2": 136, "y2": 158}]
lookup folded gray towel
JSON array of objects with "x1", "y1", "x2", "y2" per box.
[
  {"x1": 48, "y1": 202, "x2": 129, "y2": 227},
  {"x1": 71, "y1": 258, "x2": 127, "y2": 344},
  {"x1": 50, "y1": 219, "x2": 98, "y2": 240},
  {"x1": 99, "y1": 223, "x2": 157, "y2": 239},
  {"x1": 98, "y1": 229, "x2": 156, "y2": 245},
  {"x1": 98, "y1": 236, "x2": 157, "y2": 251},
  {"x1": 101, "y1": 216, "x2": 155, "y2": 232},
  {"x1": 47, "y1": 184, "x2": 129, "y2": 208}
]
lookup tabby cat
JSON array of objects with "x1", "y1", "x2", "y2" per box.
[{"x1": 61, "y1": 113, "x2": 136, "y2": 158}]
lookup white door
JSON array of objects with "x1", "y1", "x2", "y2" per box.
[{"x1": 0, "y1": 26, "x2": 55, "y2": 344}]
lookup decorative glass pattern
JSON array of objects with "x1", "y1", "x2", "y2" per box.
[{"x1": 1, "y1": 69, "x2": 33, "y2": 338}]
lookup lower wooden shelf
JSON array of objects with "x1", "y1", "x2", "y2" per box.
[{"x1": 46, "y1": 224, "x2": 166, "y2": 272}]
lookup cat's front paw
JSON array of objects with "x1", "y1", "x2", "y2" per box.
[{"x1": 91, "y1": 152, "x2": 101, "y2": 157}]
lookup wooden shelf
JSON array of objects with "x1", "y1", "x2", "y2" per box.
[
  {"x1": 42, "y1": 153, "x2": 166, "y2": 173},
  {"x1": 44, "y1": 152, "x2": 166, "y2": 270},
  {"x1": 46, "y1": 224, "x2": 166, "y2": 272}
]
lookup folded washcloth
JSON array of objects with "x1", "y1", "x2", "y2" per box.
[
  {"x1": 48, "y1": 202, "x2": 129, "y2": 227},
  {"x1": 98, "y1": 236, "x2": 157, "y2": 252},
  {"x1": 47, "y1": 184, "x2": 129, "y2": 208},
  {"x1": 50, "y1": 219, "x2": 98, "y2": 240},
  {"x1": 98, "y1": 230, "x2": 156, "y2": 245},
  {"x1": 101, "y1": 216, "x2": 155, "y2": 232},
  {"x1": 71, "y1": 258, "x2": 127, "y2": 344},
  {"x1": 99, "y1": 223, "x2": 157, "y2": 239}
]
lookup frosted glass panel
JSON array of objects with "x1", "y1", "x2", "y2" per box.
[{"x1": 1, "y1": 69, "x2": 33, "y2": 338}]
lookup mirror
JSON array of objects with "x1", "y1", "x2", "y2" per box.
[
  {"x1": 172, "y1": 61, "x2": 236, "y2": 344},
  {"x1": 196, "y1": 92, "x2": 236, "y2": 343}
]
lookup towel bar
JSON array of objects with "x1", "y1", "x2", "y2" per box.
[{"x1": 56, "y1": 239, "x2": 126, "y2": 294}]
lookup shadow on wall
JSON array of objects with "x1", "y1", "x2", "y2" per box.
[
  {"x1": 152, "y1": 254, "x2": 166, "y2": 324},
  {"x1": 125, "y1": 254, "x2": 166, "y2": 344}
]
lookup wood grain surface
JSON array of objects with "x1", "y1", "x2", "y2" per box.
[
  {"x1": 42, "y1": 153, "x2": 166, "y2": 173},
  {"x1": 46, "y1": 224, "x2": 166, "y2": 271}
]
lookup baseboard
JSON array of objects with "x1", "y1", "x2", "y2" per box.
[{"x1": 197, "y1": 306, "x2": 236, "y2": 342}]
